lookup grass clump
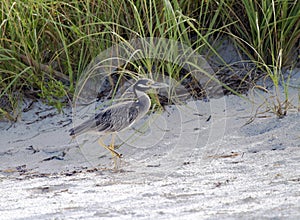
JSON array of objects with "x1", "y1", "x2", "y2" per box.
[
  {"x1": 219, "y1": 0, "x2": 300, "y2": 117},
  {"x1": 220, "y1": 0, "x2": 300, "y2": 66},
  {"x1": 0, "y1": 1, "x2": 111, "y2": 119},
  {"x1": 0, "y1": 0, "x2": 299, "y2": 120}
]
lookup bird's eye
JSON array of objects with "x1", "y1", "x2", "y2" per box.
[{"x1": 146, "y1": 81, "x2": 152, "y2": 86}]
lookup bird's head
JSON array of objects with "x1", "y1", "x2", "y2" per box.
[{"x1": 134, "y1": 78, "x2": 169, "y2": 93}]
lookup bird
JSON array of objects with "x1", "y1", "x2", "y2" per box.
[{"x1": 69, "y1": 78, "x2": 169, "y2": 168}]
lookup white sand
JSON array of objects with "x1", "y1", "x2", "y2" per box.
[{"x1": 0, "y1": 70, "x2": 299, "y2": 219}]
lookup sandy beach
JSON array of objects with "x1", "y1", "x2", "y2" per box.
[{"x1": 1, "y1": 69, "x2": 299, "y2": 219}]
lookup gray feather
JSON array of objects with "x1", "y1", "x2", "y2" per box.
[{"x1": 70, "y1": 100, "x2": 142, "y2": 136}]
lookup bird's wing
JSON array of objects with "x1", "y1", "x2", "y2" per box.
[
  {"x1": 69, "y1": 100, "x2": 139, "y2": 136},
  {"x1": 69, "y1": 115, "x2": 105, "y2": 136},
  {"x1": 94, "y1": 102, "x2": 139, "y2": 133}
]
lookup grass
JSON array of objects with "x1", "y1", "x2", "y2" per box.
[
  {"x1": 0, "y1": 0, "x2": 299, "y2": 120},
  {"x1": 220, "y1": 0, "x2": 300, "y2": 117},
  {"x1": 220, "y1": 0, "x2": 300, "y2": 65}
]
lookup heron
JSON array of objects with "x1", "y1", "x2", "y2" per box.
[{"x1": 69, "y1": 78, "x2": 169, "y2": 167}]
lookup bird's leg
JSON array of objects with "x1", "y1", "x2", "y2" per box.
[
  {"x1": 98, "y1": 136, "x2": 122, "y2": 170},
  {"x1": 97, "y1": 138, "x2": 122, "y2": 158},
  {"x1": 109, "y1": 134, "x2": 123, "y2": 158},
  {"x1": 109, "y1": 133, "x2": 122, "y2": 169}
]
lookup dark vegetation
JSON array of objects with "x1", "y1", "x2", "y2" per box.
[{"x1": 1, "y1": 0, "x2": 299, "y2": 120}]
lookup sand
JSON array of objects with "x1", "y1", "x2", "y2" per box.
[{"x1": 0, "y1": 68, "x2": 299, "y2": 219}]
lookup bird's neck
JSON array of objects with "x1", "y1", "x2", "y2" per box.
[
  {"x1": 134, "y1": 90, "x2": 151, "y2": 116},
  {"x1": 134, "y1": 89, "x2": 145, "y2": 98},
  {"x1": 134, "y1": 90, "x2": 149, "y2": 102}
]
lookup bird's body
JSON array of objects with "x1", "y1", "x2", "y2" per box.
[
  {"x1": 69, "y1": 90, "x2": 150, "y2": 136},
  {"x1": 69, "y1": 78, "x2": 168, "y2": 166}
]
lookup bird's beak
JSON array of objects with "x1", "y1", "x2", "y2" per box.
[{"x1": 151, "y1": 82, "x2": 169, "y2": 89}]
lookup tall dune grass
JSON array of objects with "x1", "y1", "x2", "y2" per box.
[{"x1": 0, "y1": 0, "x2": 299, "y2": 119}]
